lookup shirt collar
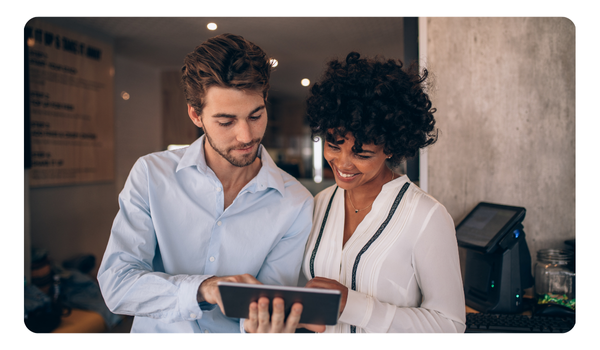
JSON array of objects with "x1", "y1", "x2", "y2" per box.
[
  {"x1": 176, "y1": 135, "x2": 209, "y2": 173},
  {"x1": 176, "y1": 135, "x2": 285, "y2": 195}
]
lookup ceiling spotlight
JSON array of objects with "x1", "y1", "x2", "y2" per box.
[
  {"x1": 121, "y1": 91, "x2": 130, "y2": 100},
  {"x1": 301, "y1": 78, "x2": 310, "y2": 87},
  {"x1": 207, "y1": 23, "x2": 217, "y2": 30},
  {"x1": 269, "y1": 58, "x2": 278, "y2": 67}
]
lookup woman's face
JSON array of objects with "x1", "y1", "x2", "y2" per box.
[{"x1": 323, "y1": 131, "x2": 390, "y2": 191}]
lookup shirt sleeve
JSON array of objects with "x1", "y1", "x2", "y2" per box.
[
  {"x1": 97, "y1": 158, "x2": 213, "y2": 323},
  {"x1": 338, "y1": 203, "x2": 466, "y2": 333}
]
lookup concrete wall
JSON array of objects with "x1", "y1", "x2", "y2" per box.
[
  {"x1": 28, "y1": 54, "x2": 162, "y2": 273},
  {"x1": 425, "y1": 18, "x2": 575, "y2": 271}
]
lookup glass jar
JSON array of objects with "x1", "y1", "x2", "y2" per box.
[{"x1": 534, "y1": 249, "x2": 575, "y2": 310}]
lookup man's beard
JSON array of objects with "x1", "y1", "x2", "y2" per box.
[{"x1": 204, "y1": 130, "x2": 261, "y2": 167}]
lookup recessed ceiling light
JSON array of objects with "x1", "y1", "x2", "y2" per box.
[
  {"x1": 121, "y1": 91, "x2": 130, "y2": 100},
  {"x1": 207, "y1": 23, "x2": 217, "y2": 30},
  {"x1": 301, "y1": 79, "x2": 310, "y2": 87},
  {"x1": 269, "y1": 58, "x2": 278, "y2": 68}
]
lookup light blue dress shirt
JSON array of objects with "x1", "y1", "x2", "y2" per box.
[{"x1": 97, "y1": 136, "x2": 313, "y2": 333}]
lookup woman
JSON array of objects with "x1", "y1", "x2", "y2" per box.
[{"x1": 301, "y1": 52, "x2": 466, "y2": 333}]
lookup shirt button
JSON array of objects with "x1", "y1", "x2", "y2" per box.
[
  {"x1": 190, "y1": 313, "x2": 196, "y2": 318},
  {"x1": 216, "y1": 187, "x2": 221, "y2": 192},
  {"x1": 204, "y1": 330, "x2": 210, "y2": 333},
  {"x1": 209, "y1": 256, "x2": 215, "y2": 262},
  {"x1": 217, "y1": 221, "x2": 222, "y2": 226}
]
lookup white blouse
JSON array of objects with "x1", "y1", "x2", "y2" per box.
[{"x1": 302, "y1": 175, "x2": 466, "y2": 333}]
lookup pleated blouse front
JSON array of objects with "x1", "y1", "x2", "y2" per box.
[{"x1": 302, "y1": 175, "x2": 466, "y2": 333}]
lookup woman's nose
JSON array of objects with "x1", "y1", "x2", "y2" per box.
[{"x1": 336, "y1": 151, "x2": 354, "y2": 169}]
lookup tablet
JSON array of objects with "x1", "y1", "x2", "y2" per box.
[{"x1": 217, "y1": 282, "x2": 341, "y2": 325}]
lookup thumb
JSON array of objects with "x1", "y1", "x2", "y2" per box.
[{"x1": 298, "y1": 323, "x2": 326, "y2": 333}]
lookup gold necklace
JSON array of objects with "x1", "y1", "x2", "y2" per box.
[{"x1": 347, "y1": 171, "x2": 395, "y2": 214}]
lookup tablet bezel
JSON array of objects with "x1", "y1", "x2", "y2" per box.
[{"x1": 217, "y1": 281, "x2": 341, "y2": 326}]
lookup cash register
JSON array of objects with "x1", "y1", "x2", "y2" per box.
[{"x1": 456, "y1": 202, "x2": 574, "y2": 332}]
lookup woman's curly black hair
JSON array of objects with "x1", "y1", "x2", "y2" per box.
[{"x1": 306, "y1": 52, "x2": 438, "y2": 167}]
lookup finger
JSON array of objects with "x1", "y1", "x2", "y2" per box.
[
  {"x1": 284, "y1": 302, "x2": 303, "y2": 333},
  {"x1": 270, "y1": 297, "x2": 286, "y2": 332},
  {"x1": 217, "y1": 299, "x2": 226, "y2": 315},
  {"x1": 298, "y1": 323, "x2": 326, "y2": 333},
  {"x1": 245, "y1": 301, "x2": 259, "y2": 333},
  {"x1": 257, "y1": 297, "x2": 271, "y2": 333},
  {"x1": 236, "y1": 274, "x2": 262, "y2": 285},
  {"x1": 305, "y1": 279, "x2": 329, "y2": 289},
  {"x1": 244, "y1": 274, "x2": 262, "y2": 284}
]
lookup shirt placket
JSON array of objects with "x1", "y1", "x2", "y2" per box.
[
  {"x1": 204, "y1": 181, "x2": 225, "y2": 275},
  {"x1": 203, "y1": 178, "x2": 259, "y2": 275}
]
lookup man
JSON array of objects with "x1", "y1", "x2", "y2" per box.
[{"x1": 97, "y1": 33, "x2": 313, "y2": 333}]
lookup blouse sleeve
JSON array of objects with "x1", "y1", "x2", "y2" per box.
[{"x1": 338, "y1": 203, "x2": 466, "y2": 333}]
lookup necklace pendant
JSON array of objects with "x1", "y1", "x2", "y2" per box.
[{"x1": 355, "y1": 209, "x2": 359, "y2": 213}]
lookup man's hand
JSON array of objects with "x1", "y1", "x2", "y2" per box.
[
  {"x1": 197, "y1": 274, "x2": 261, "y2": 314},
  {"x1": 244, "y1": 297, "x2": 305, "y2": 333}
]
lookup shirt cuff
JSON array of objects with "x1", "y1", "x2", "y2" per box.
[
  {"x1": 338, "y1": 289, "x2": 372, "y2": 328},
  {"x1": 178, "y1": 274, "x2": 215, "y2": 320}
]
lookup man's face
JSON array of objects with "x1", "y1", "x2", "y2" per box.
[{"x1": 188, "y1": 86, "x2": 267, "y2": 168}]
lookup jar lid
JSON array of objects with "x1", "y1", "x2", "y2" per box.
[{"x1": 537, "y1": 249, "x2": 574, "y2": 263}]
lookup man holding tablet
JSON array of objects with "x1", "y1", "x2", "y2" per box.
[{"x1": 97, "y1": 33, "x2": 316, "y2": 333}]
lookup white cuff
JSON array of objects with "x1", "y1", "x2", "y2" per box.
[{"x1": 338, "y1": 289, "x2": 372, "y2": 329}]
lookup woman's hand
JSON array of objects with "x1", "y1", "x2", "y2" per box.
[
  {"x1": 305, "y1": 277, "x2": 349, "y2": 314},
  {"x1": 244, "y1": 297, "x2": 303, "y2": 333}
]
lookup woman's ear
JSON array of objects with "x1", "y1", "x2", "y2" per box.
[{"x1": 188, "y1": 104, "x2": 203, "y2": 128}]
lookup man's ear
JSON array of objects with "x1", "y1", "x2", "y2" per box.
[{"x1": 188, "y1": 104, "x2": 203, "y2": 128}]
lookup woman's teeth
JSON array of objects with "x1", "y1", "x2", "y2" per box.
[{"x1": 337, "y1": 169, "x2": 357, "y2": 178}]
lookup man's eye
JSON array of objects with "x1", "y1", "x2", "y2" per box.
[
  {"x1": 218, "y1": 121, "x2": 233, "y2": 127},
  {"x1": 250, "y1": 114, "x2": 262, "y2": 121}
]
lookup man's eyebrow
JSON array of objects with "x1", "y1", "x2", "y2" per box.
[
  {"x1": 211, "y1": 105, "x2": 266, "y2": 119},
  {"x1": 249, "y1": 105, "x2": 266, "y2": 115}
]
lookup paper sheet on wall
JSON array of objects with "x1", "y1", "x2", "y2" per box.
[{"x1": 26, "y1": 19, "x2": 114, "y2": 187}]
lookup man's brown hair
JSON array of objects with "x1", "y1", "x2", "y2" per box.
[{"x1": 181, "y1": 33, "x2": 271, "y2": 116}]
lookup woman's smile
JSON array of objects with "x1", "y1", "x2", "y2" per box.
[{"x1": 334, "y1": 166, "x2": 361, "y2": 181}]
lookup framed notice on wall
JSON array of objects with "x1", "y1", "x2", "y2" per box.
[{"x1": 25, "y1": 18, "x2": 114, "y2": 187}]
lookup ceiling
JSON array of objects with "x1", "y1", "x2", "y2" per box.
[{"x1": 42, "y1": 17, "x2": 408, "y2": 100}]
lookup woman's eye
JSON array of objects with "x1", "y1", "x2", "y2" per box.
[
  {"x1": 327, "y1": 143, "x2": 339, "y2": 150},
  {"x1": 356, "y1": 154, "x2": 371, "y2": 160},
  {"x1": 250, "y1": 114, "x2": 262, "y2": 121}
]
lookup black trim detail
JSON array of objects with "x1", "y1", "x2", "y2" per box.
[
  {"x1": 309, "y1": 186, "x2": 338, "y2": 279},
  {"x1": 350, "y1": 182, "x2": 410, "y2": 333}
]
